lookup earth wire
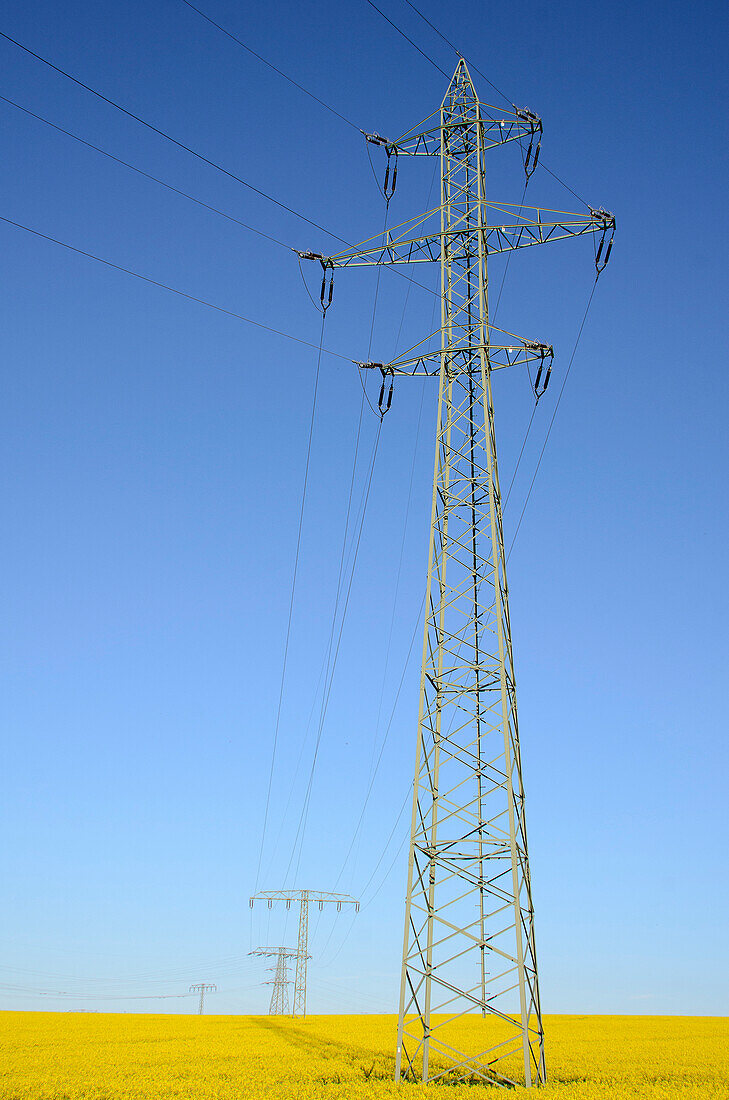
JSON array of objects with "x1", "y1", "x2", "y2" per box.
[
  {"x1": 178, "y1": 0, "x2": 361, "y2": 132},
  {"x1": 0, "y1": 29, "x2": 350, "y2": 245},
  {"x1": 0, "y1": 93, "x2": 291, "y2": 251}
]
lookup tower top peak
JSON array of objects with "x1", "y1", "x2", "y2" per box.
[{"x1": 441, "y1": 57, "x2": 478, "y2": 109}]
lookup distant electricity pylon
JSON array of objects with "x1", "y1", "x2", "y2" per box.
[
  {"x1": 299, "y1": 60, "x2": 614, "y2": 1087},
  {"x1": 249, "y1": 890, "x2": 359, "y2": 1017},
  {"x1": 249, "y1": 946, "x2": 304, "y2": 1015},
  {"x1": 189, "y1": 982, "x2": 217, "y2": 1015}
]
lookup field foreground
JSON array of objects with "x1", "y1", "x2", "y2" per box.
[{"x1": 1, "y1": 1012, "x2": 727, "y2": 1099}]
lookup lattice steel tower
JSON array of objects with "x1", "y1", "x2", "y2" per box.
[
  {"x1": 249, "y1": 890, "x2": 359, "y2": 1017},
  {"x1": 249, "y1": 946, "x2": 300, "y2": 1015},
  {"x1": 300, "y1": 59, "x2": 613, "y2": 1088},
  {"x1": 189, "y1": 981, "x2": 216, "y2": 1015}
]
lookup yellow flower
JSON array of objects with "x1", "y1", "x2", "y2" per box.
[{"x1": 0, "y1": 1012, "x2": 726, "y2": 1098}]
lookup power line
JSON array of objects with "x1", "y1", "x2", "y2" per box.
[
  {"x1": 318, "y1": 815, "x2": 408, "y2": 966},
  {"x1": 0, "y1": 31, "x2": 447, "y2": 306},
  {"x1": 503, "y1": 401, "x2": 539, "y2": 508},
  {"x1": 0, "y1": 951, "x2": 256, "y2": 978},
  {"x1": 254, "y1": 312, "x2": 327, "y2": 893},
  {"x1": 491, "y1": 180, "x2": 529, "y2": 322},
  {"x1": 287, "y1": 423, "x2": 383, "y2": 881},
  {"x1": 0, "y1": 983, "x2": 197, "y2": 1001},
  {"x1": 539, "y1": 163, "x2": 591, "y2": 210},
  {"x1": 360, "y1": 793, "x2": 410, "y2": 903},
  {"x1": 362, "y1": 0, "x2": 448, "y2": 79},
  {"x1": 282, "y1": 194, "x2": 390, "y2": 891},
  {"x1": 402, "y1": 0, "x2": 462, "y2": 57},
  {"x1": 0, "y1": 212, "x2": 352, "y2": 361},
  {"x1": 327, "y1": 223, "x2": 435, "y2": 906},
  {"x1": 291, "y1": 387, "x2": 368, "y2": 897},
  {"x1": 0, "y1": 29, "x2": 349, "y2": 245},
  {"x1": 1, "y1": 192, "x2": 424, "y2": 830},
  {"x1": 333, "y1": 593, "x2": 424, "y2": 891},
  {"x1": 285, "y1": 418, "x2": 384, "y2": 887},
  {"x1": 0, "y1": 956, "x2": 255, "y2": 985},
  {"x1": 265, "y1": 381, "x2": 367, "y2": 884},
  {"x1": 178, "y1": 0, "x2": 361, "y2": 132},
  {"x1": 1, "y1": 100, "x2": 447, "y2": 358},
  {"x1": 401, "y1": 0, "x2": 511, "y2": 106},
  {"x1": 0, "y1": 94, "x2": 290, "y2": 251},
  {"x1": 309, "y1": 978, "x2": 386, "y2": 1006},
  {"x1": 315, "y1": 264, "x2": 431, "y2": 916},
  {"x1": 363, "y1": 384, "x2": 425, "y2": 780},
  {"x1": 328, "y1": 249, "x2": 436, "y2": 890},
  {"x1": 317, "y1": 592, "x2": 426, "y2": 961},
  {"x1": 323, "y1": 776, "x2": 412, "y2": 971},
  {"x1": 507, "y1": 276, "x2": 599, "y2": 558},
  {"x1": 315, "y1": 602, "x2": 425, "y2": 966}
]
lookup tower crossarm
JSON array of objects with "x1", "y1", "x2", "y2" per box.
[
  {"x1": 249, "y1": 946, "x2": 302, "y2": 959},
  {"x1": 355, "y1": 326, "x2": 553, "y2": 378},
  {"x1": 249, "y1": 889, "x2": 359, "y2": 911},
  {"x1": 299, "y1": 204, "x2": 614, "y2": 269},
  {"x1": 363, "y1": 106, "x2": 541, "y2": 157}
]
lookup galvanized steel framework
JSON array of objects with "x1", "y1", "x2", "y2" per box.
[
  {"x1": 249, "y1": 946, "x2": 300, "y2": 1015},
  {"x1": 310, "y1": 60, "x2": 614, "y2": 1088},
  {"x1": 249, "y1": 890, "x2": 359, "y2": 1017}
]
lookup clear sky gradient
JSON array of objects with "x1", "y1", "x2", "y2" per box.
[{"x1": 1, "y1": 0, "x2": 727, "y2": 1017}]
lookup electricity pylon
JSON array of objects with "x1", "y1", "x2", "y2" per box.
[
  {"x1": 249, "y1": 946, "x2": 303, "y2": 1015},
  {"x1": 299, "y1": 60, "x2": 614, "y2": 1087},
  {"x1": 189, "y1": 981, "x2": 217, "y2": 1015},
  {"x1": 249, "y1": 890, "x2": 359, "y2": 1017}
]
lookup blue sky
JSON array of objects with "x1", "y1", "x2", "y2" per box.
[{"x1": 1, "y1": 0, "x2": 727, "y2": 1017}]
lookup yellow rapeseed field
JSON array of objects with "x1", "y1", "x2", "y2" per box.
[{"x1": 1, "y1": 1012, "x2": 727, "y2": 1099}]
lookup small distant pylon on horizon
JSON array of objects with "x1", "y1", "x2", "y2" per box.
[{"x1": 189, "y1": 982, "x2": 217, "y2": 1015}]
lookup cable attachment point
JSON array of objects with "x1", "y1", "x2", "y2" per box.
[
  {"x1": 378, "y1": 366, "x2": 394, "y2": 418},
  {"x1": 530, "y1": 344, "x2": 554, "y2": 400},
  {"x1": 383, "y1": 147, "x2": 398, "y2": 201},
  {"x1": 515, "y1": 106, "x2": 543, "y2": 180},
  {"x1": 361, "y1": 130, "x2": 391, "y2": 147},
  {"x1": 362, "y1": 131, "x2": 398, "y2": 200},
  {"x1": 590, "y1": 208, "x2": 616, "y2": 274},
  {"x1": 320, "y1": 260, "x2": 334, "y2": 312},
  {"x1": 295, "y1": 251, "x2": 333, "y2": 312}
]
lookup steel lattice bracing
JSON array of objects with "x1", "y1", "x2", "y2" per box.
[
  {"x1": 270, "y1": 949, "x2": 291, "y2": 1015},
  {"x1": 299, "y1": 56, "x2": 613, "y2": 1090}
]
